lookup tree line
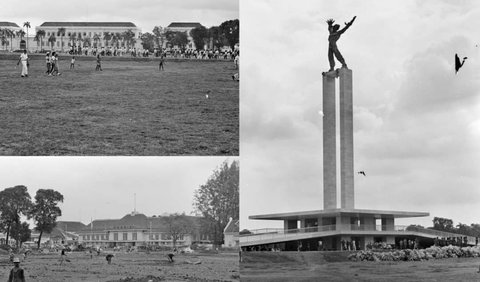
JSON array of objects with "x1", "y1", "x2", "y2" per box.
[{"x1": 408, "y1": 216, "x2": 480, "y2": 237}]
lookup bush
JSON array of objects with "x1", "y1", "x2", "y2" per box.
[{"x1": 348, "y1": 246, "x2": 480, "y2": 262}]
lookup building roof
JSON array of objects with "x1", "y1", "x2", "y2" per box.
[
  {"x1": 224, "y1": 218, "x2": 239, "y2": 234},
  {"x1": 39, "y1": 22, "x2": 137, "y2": 28},
  {"x1": 0, "y1": 22, "x2": 20, "y2": 27},
  {"x1": 83, "y1": 212, "x2": 208, "y2": 233},
  {"x1": 56, "y1": 221, "x2": 87, "y2": 232},
  {"x1": 250, "y1": 208, "x2": 430, "y2": 221},
  {"x1": 167, "y1": 22, "x2": 203, "y2": 28}
]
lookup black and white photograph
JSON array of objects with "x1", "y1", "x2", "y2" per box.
[
  {"x1": 239, "y1": 0, "x2": 480, "y2": 281},
  {"x1": 0, "y1": 157, "x2": 239, "y2": 281},
  {"x1": 0, "y1": 0, "x2": 239, "y2": 156}
]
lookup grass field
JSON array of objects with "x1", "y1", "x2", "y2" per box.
[
  {"x1": 241, "y1": 251, "x2": 480, "y2": 281},
  {"x1": 0, "y1": 53, "x2": 238, "y2": 155},
  {"x1": 0, "y1": 250, "x2": 239, "y2": 281}
]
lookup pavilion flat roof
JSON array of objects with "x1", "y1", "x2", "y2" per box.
[{"x1": 249, "y1": 208, "x2": 429, "y2": 221}]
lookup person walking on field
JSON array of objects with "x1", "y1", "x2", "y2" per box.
[
  {"x1": 96, "y1": 54, "x2": 102, "y2": 71},
  {"x1": 16, "y1": 50, "x2": 29, "y2": 77},
  {"x1": 8, "y1": 257, "x2": 26, "y2": 282},
  {"x1": 326, "y1": 16, "x2": 356, "y2": 71}
]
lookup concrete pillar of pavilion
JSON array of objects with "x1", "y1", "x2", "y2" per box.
[
  {"x1": 339, "y1": 68, "x2": 354, "y2": 209},
  {"x1": 322, "y1": 71, "x2": 337, "y2": 210}
]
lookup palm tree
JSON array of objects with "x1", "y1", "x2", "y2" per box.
[
  {"x1": 35, "y1": 29, "x2": 46, "y2": 51},
  {"x1": 57, "y1": 27, "x2": 66, "y2": 51},
  {"x1": 83, "y1": 37, "x2": 91, "y2": 48},
  {"x1": 69, "y1": 33, "x2": 76, "y2": 50},
  {"x1": 4, "y1": 29, "x2": 15, "y2": 51},
  {"x1": 16, "y1": 30, "x2": 25, "y2": 50},
  {"x1": 92, "y1": 34, "x2": 100, "y2": 48},
  {"x1": 103, "y1": 32, "x2": 112, "y2": 47},
  {"x1": 23, "y1": 21, "x2": 31, "y2": 51},
  {"x1": 0, "y1": 29, "x2": 9, "y2": 51},
  {"x1": 48, "y1": 34, "x2": 56, "y2": 50}
]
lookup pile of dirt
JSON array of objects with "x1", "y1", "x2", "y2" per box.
[{"x1": 109, "y1": 275, "x2": 164, "y2": 282}]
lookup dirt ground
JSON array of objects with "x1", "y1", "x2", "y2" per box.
[
  {"x1": 0, "y1": 250, "x2": 239, "y2": 281},
  {"x1": 0, "y1": 53, "x2": 238, "y2": 155},
  {"x1": 241, "y1": 251, "x2": 480, "y2": 281}
]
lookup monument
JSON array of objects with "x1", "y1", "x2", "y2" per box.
[{"x1": 239, "y1": 17, "x2": 476, "y2": 251}]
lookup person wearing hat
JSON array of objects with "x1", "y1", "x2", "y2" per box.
[{"x1": 8, "y1": 257, "x2": 26, "y2": 282}]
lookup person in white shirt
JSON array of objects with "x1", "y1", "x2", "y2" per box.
[{"x1": 17, "y1": 50, "x2": 29, "y2": 77}]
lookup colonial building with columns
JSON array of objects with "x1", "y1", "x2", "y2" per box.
[{"x1": 35, "y1": 22, "x2": 142, "y2": 51}]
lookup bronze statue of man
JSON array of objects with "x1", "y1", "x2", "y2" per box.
[{"x1": 327, "y1": 16, "x2": 356, "y2": 71}]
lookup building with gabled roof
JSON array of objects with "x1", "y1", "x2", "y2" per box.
[
  {"x1": 165, "y1": 22, "x2": 205, "y2": 50},
  {"x1": 76, "y1": 212, "x2": 212, "y2": 248}
]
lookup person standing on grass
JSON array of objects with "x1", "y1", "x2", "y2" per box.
[
  {"x1": 50, "y1": 53, "x2": 61, "y2": 76},
  {"x1": 96, "y1": 53, "x2": 102, "y2": 71},
  {"x1": 159, "y1": 54, "x2": 165, "y2": 71},
  {"x1": 106, "y1": 254, "x2": 114, "y2": 264},
  {"x1": 16, "y1": 50, "x2": 29, "y2": 77},
  {"x1": 70, "y1": 56, "x2": 75, "y2": 69},
  {"x1": 8, "y1": 257, "x2": 26, "y2": 282},
  {"x1": 46, "y1": 52, "x2": 51, "y2": 74}
]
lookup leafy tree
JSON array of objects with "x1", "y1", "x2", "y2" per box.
[
  {"x1": 219, "y1": 19, "x2": 239, "y2": 50},
  {"x1": 193, "y1": 160, "x2": 239, "y2": 246},
  {"x1": 191, "y1": 26, "x2": 208, "y2": 50},
  {"x1": 208, "y1": 26, "x2": 227, "y2": 50},
  {"x1": 23, "y1": 21, "x2": 30, "y2": 50},
  {"x1": 57, "y1": 27, "x2": 66, "y2": 51},
  {"x1": 122, "y1": 29, "x2": 136, "y2": 49},
  {"x1": 165, "y1": 213, "x2": 193, "y2": 248},
  {"x1": 140, "y1": 32, "x2": 155, "y2": 52},
  {"x1": 0, "y1": 186, "x2": 32, "y2": 245},
  {"x1": 29, "y1": 189, "x2": 64, "y2": 249},
  {"x1": 164, "y1": 31, "x2": 188, "y2": 49},
  {"x1": 152, "y1": 26, "x2": 165, "y2": 51},
  {"x1": 432, "y1": 217, "x2": 454, "y2": 232},
  {"x1": 10, "y1": 221, "x2": 31, "y2": 248}
]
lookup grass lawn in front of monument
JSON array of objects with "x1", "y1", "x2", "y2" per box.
[
  {"x1": 240, "y1": 251, "x2": 480, "y2": 281},
  {"x1": 0, "y1": 54, "x2": 238, "y2": 155},
  {"x1": 0, "y1": 250, "x2": 239, "y2": 281}
]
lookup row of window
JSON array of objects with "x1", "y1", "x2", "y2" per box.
[
  {"x1": 81, "y1": 232, "x2": 193, "y2": 241},
  {"x1": 44, "y1": 31, "x2": 138, "y2": 37}
]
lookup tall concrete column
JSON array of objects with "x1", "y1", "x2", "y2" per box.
[
  {"x1": 322, "y1": 72, "x2": 337, "y2": 210},
  {"x1": 339, "y1": 68, "x2": 354, "y2": 209}
]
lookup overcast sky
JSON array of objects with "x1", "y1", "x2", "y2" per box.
[
  {"x1": 0, "y1": 157, "x2": 237, "y2": 224},
  {"x1": 0, "y1": 0, "x2": 238, "y2": 33},
  {"x1": 240, "y1": 0, "x2": 480, "y2": 230}
]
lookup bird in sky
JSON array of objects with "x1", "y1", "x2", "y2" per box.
[
  {"x1": 357, "y1": 171, "x2": 366, "y2": 176},
  {"x1": 455, "y1": 53, "x2": 468, "y2": 74}
]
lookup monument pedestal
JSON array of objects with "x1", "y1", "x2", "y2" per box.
[{"x1": 322, "y1": 67, "x2": 354, "y2": 210}]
